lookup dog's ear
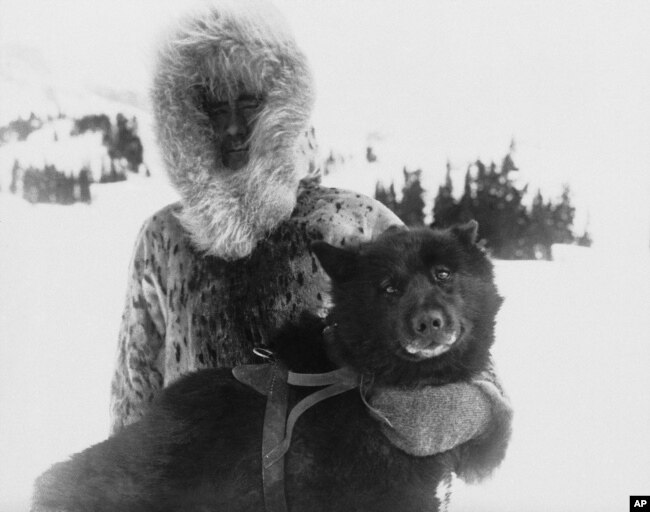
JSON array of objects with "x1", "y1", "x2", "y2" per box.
[
  {"x1": 311, "y1": 241, "x2": 358, "y2": 282},
  {"x1": 452, "y1": 220, "x2": 479, "y2": 245}
]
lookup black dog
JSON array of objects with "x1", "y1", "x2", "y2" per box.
[{"x1": 33, "y1": 222, "x2": 507, "y2": 512}]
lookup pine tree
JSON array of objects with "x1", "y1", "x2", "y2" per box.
[
  {"x1": 374, "y1": 181, "x2": 398, "y2": 215},
  {"x1": 575, "y1": 214, "x2": 593, "y2": 247},
  {"x1": 432, "y1": 161, "x2": 457, "y2": 227},
  {"x1": 576, "y1": 230, "x2": 592, "y2": 247},
  {"x1": 108, "y1": 113, "x2": 144, "y2": 172},
  {"x1": 23, "y1": 168, "x2": 39, "y2": 203},
  {"x1": 398, "y1": 168, "x2": 426, "y2": 226},
  {"x1": 79, "y1": 169, "x2": 91, "y2": 203},
  {"x1": 475, "y1": 156, "x2": 531, "y2": 258},
  {"x1": 526, "y1": 190, "x2": 554, "y2": 259},
  {"x1": 55, "y1": 170, "x2": 66, "y2": 204},
  {"x1": 66, "y1": 174, "x2": 76, "y2": 204},
  {"x1": 551, "y1": 185, "x2": 576, "y2": 245},
  {"x1": 458, "y1": 167, "x2": 474, "y2": 223},
  {"x1": 43, "y1": 164, "x2": 59, "y2": 203},
  {"x1": 9, "y1": 159, "x2": 20, "y2": 194}
]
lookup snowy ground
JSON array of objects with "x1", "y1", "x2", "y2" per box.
[
  {"x1": 452, "y1": 251, "x2": 650, "y2": 512},
  {"x1": 1, "y1": 178, "x2": 649, "y2": 512}
]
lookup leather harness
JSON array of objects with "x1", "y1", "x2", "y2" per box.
[{"x1": 233, "y1": 356, "x2": 359, "y2": 512}]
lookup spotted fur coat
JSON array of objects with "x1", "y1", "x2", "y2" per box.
[{"x1": 110, "y1": 183, "x2": 401, "y2": 430}]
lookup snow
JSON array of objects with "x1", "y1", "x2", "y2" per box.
[
  {"x1": 1, "y1": 177, "x2": 649, "y2": 511},
  {"x1": 0, "y1": 176, "x2": 178, "y2": 512},
  {"x1": 451, "y1": 254, "x2": 650, "y2": 512}
]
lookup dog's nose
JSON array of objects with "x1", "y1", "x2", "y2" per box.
[{"x1": 412, "y1": 309, "x2": 445, "y2": 337}]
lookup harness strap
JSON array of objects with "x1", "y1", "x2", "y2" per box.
[
  {"x1": 233, "y1": 357, "x2": 360, "y2": 512},
  {"x1": 287, "y1": 367, "x2": 357, "y2": 387},
  {"x1": 263, "y1": 379, "x2": 357, "y2": 468},
  {"x1": 261, "y1": 363, "x2": 289, "y2": 512}
]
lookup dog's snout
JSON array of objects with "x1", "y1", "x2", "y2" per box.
[{"x1": 412, "y1": 309, "x2": 445, "y2": 336}]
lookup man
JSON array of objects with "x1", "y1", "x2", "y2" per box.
[{"x1": 110, "y1": 0, "x2": 511, "y2": 493}]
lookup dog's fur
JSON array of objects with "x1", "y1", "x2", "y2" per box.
[
  {"x1": 317, "y1": 223, "x2": 502, "y2": 388},
  {"x1": 152, "y1": 0, "x2": 315, "y2": 259},
  {"x1": 33, "y1": 224, "x2": 506, "y2": 512}
]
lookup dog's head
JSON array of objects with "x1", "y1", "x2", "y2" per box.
[{"x1": 312, "y1": 222, "x2": 503, "y2": 387}]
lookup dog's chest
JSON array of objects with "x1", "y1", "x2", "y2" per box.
[{"x1": 283, "y1": 392, "x2": 448, "y2": 511}]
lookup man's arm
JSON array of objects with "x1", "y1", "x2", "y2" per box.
[
  {"x1": 369, "y1": 358, "x2": 513, "y2": 482},
  {"x1": 109, "y1": 219, "x2": 168, "y2": 435}
]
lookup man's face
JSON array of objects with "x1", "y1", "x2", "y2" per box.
[{"x1": 207, "y1": 94, "x2": 263, "y2": 170}]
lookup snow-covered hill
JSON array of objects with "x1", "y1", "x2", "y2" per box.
[
  {"x1": 1, "y1": 175, "x2": 649, "y2": 512},
  {"x1": 0, "y1": 43, "x2": 164, "y2": 191}
]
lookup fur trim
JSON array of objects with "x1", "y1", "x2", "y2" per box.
[{"x1": 152, "y1": 0, "x2": 315, "y2": 259}]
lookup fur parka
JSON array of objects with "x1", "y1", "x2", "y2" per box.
[
  {"x1": 110, "y1": 0, "x2": 511, "y2": 492},
  {"x1": 152, "y1": 0, "x2": 316, "y2": 260}
]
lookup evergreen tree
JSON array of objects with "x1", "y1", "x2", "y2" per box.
[
  {"x1": 576, "y1": 214, "x2": 593, "y2": 248},
  {"x1": 501, "y1": 139, "x2": 519, "y2": 174},
  {"x1": 67, "y1": 174, "x2": 76, "y2": 204},
  {"x1": 23, "y1": 168, "x2": 39, "y2": 203},
  {"x1": 9, "y1": 160, "x2": 20, "y2": 194},
  {"x1": 527, "y1": 190, "x2": 554, "y2": 259},
  {"x1": 398, "y1": 168, "x2": 426, "y2": 226},
  {"x1": 0, "y1": 113, "x2": 43, "y2": 143},
  {"x1": 73, "y1": 114, "x2": 112, "y2": 144},
  {"x1": 458, "y1": 167, "x2": 475, "y2": 223},
  {"x1": 576, "y1": 230, "x2": 593, "y2": 248},
  {"x1": 470, "y1": 157, "x2": 530, "y2": 259},
  {"x1": 551, "y1": 185, "x2": 576, "y2": 244},
  {"x1": 108, "y1": 113, "x2": 144, "y2": 172},
  {"x1": 43, "y1": 164, "x2": 59, "y2": 203},
  {"x1": 374, "y1": 181, "x2": 398, "y2": 216},
  {"x1": 432, "y1": 161, "x2": 457, "y2": 227},
  {"x1": 432, "y1": 165, "x2": 474, "y2": 228},
  {"x1": 79, "y1": 169, "x2": 92, "y2": 203},
  {"x1": 55, "y1": 170, "x2": 66, "y2": 204}
]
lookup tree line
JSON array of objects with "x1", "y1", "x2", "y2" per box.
[
  {"x1": 72, "y1": 113, "x2": 145, "y2": 179},
  {"x1": 374, "y1": 148, "x2": 591, "y2": 260},
  {"x1": 3, "y1": 112, "x2": 147, "y2": 205},
  {"x1": 11, "y1": 161, "x2": 91, "y2": 205}
]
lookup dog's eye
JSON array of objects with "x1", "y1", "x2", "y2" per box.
[
  {"x1": 380, "y1": 281, "x2": 399, "y2": 295},
  {"x1": 434, "y1": 268, "x2": 452, "y2": 281}
]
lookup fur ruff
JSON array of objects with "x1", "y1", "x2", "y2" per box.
[{"x1": 151, "y1": 0, "x2": 315, "y2": 259}]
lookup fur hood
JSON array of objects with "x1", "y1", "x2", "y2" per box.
[{"x1": 152, "y1": 0, "x2": 315, "y2": 259}]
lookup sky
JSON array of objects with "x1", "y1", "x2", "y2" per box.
[{"x1": 1, "y1": 0, "x2": 649, "y2": 249}]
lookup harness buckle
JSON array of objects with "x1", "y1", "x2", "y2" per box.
[{"x1": 253, "y1": 347, "x2": 276, "y2": 360}]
